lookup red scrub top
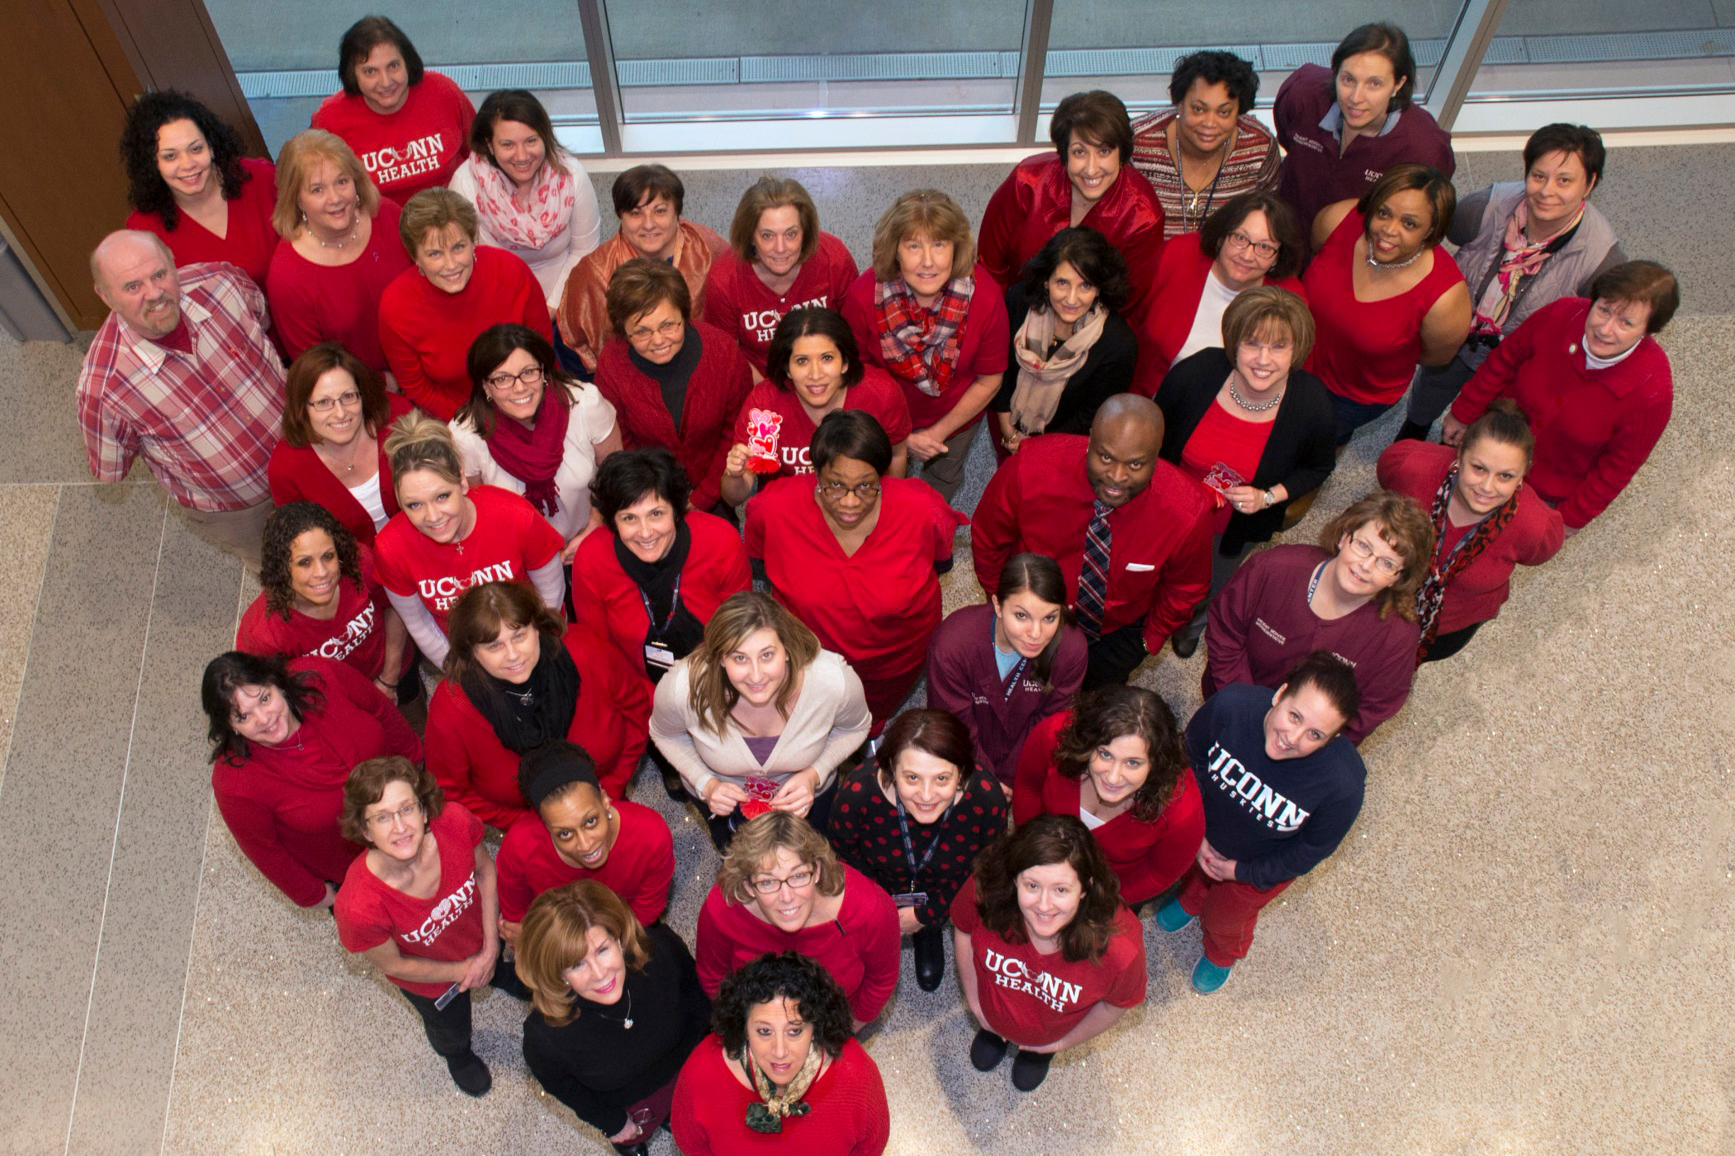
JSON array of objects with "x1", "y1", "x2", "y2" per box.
[{"x1": 731, "y1": 369, "x2": 912, "y2": 482}]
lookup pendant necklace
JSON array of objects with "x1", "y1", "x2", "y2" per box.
[{"x1": 596, "y1": 986, "x2": 634, "y2": 1030}]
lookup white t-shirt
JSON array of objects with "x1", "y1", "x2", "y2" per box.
[
  {"x1": 449, "y1": 383, "x2": 618, "y2": 541},
  {"x1": 1175, "y1": 268, "x2": 1243, "y2": 367}
]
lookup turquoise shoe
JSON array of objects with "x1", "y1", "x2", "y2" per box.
[
  {"x1": 1154, "y1": 897, "x2": 1196, "y2": 933},
  {"x1": 1191, "y1": 954, "x2": 1233, "y2": 994}
]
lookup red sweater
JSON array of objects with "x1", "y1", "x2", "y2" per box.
[
  {"x1": 496, "y1": 797, "x2": 674, "y2": 924},
  {"x1": 210, "y1": 657, "x2": 422, "y2": 907},
  {"x1": 1449, "y1": 298, "x2": 1674, "y2": 529},
  {"x1": 695, "y1": 865, "x2": 901, "y2": 1024},
  {"x1": 236, "y1": 543, "x2": 407, "y2": 683},
  {"x1": 126, "y1": 157, "x2": 279, "y2": 291},
  {"x1": 570, "y1": 510, "x2": 751, "y2": 680},
  {"x1": 972, "y1": 434, "x2": 1213, "y2": 651},
  {"x1": 267, "y1": 393, "x2": 412, "y2": 546},
  {"x1": 673, "y1": 1037, "x2": 889, "y2": 1156},
  {"x1": 424, "y1": 626, "x2": 652, "y2": 830},
  {"x1": 1012, "y1": 712, "x2": 1205, "y2": 905},
  {"x1": 1133, "y1": 232, "x2": 1307, "y2": 395},
  {"x1": 266, "y1": 198, "x2": 412, "y2": 371},
  {"x1": 311, "y1": 72, "x2": 475, "y2": 204},
  {"x1": 978, "y1": 152, "x2": 1166, "y2": 325},
  {"x1": 592, "y1": 321, "x2": 753, "y2": 513},
  {"x1": 1377, "y1": 440, "x2": 1566, "y2": 634},
  {"x1": 701, "y1": 231, "x2": 859, "y2": 373},
  {"x1": 377, "y1": 245, "x2": 552, "y2": 420}
]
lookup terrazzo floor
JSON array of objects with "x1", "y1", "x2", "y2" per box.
[{"x1": 1, "y1": 145, "x2": 1731, "y2": 1156}]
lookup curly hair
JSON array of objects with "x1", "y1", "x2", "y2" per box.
[
  {"x1": 591, "y1": 447, "x2": 692, "y2": 529},
  {"x1": 1051, "y1": 685, "x2": 1187, "y2": 823},
  {"x1": 1318, "y1": 490, "x2": 1436, "y2": 622},
  {"x1": 516, "y1": 881, "x2": 652, "y2": 1027},
  {"x1": 713, "y1": 951, "x2": 853, "y2": 1062},
  {"x1": 259, "y1": 503, "x2": 364, "y2": 621},
  {"x1": 1018, "y1": 226, "x2": 1131, "y2": 317},
  {"x1": 972, "y1": 814, "x2": 1124, "y2": 964},
  {"x1": 339, "y1": 756, "x2": 443, "y2": 844},
  {"x1": 715, "y1": 812, "x2": 845, "y2": 907},
  {"x1": 119, "y1": 91, "x2": 251, "y2": 230},
  {"x1": 200, "y1": 652, "x2": 325, "y2": 766}
]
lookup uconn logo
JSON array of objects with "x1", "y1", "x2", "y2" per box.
[
  {"x1": 418, "y1": 562, "x2": 517, "y2": 611},
  {"x1": 361, "y1": 134, "x2": 447, "y2": 185},
  {"x1": 983, "y1": 948, "x2": 1084, "y2": 1012},
  {"x1": 741, "y1": 295, "x2": 831, "y2": 345},
  {"x1": 401, "y1": 872, "x2": 477, "y2": 946},
  {"x1": 1201, "y1": 741, "x2": 1311, "y2": 833},
  {"x1": 310, "y1": 601, "x2": 376, "y2": 663}
]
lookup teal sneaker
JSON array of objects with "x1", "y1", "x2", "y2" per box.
[
  {"x1": 1191, "y1": 955, "x2": 1233, "y2": 994},
  {"x1": 1154, "y1": 897, "x2": 1196, "y2": 933}
]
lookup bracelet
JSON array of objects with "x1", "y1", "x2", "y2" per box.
[
  {"x1": 1262, "y1": 489, "x2": 1276, "y2": 508},
  {"x1": 376, "y1": 679, "x2": 400, "y2": 690}
]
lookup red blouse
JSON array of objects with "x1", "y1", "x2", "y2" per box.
[
  {"x1": 126, "y1": 157, "x2": 279, "y2": 292},
  {"x1": 267, "y1": 393, "x2": 412, "y2": 547},
  {"x1": 266, "y1": 198, "x2": 412, "y2": 372}
]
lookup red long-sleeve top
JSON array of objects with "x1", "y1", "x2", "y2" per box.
[
  {"x1": 496, "y1": 797, "x2": 674, "y2": 925},
  {"x1": 672, "y1": 1036, "x2": 890, "y2": 1156}
]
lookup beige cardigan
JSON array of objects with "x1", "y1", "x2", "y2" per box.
[{"x1": 649, "y1": 649, "x2": 872, "y2": 798}]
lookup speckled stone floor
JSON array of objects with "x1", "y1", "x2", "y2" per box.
[{"x1": 1, "y1": 144, "x2": 1730, "y2": 1156}]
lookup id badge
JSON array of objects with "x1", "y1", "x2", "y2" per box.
[
  {"x1": 891, "y1": 892, "x2": 929, "y2": 908},
  {"x1": 644, "y1": 641, "x2": 675, "y2": 670}
]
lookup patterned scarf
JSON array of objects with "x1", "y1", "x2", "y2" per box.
[
  {"x1": 1471, "y1": 199, "x2": 1583, "y2": 336},
  {"x1": 1415, "y1": 461, "x2": 1519, "y2": 661},
  {"x1": 1008, "y1": 303, "x2": 1108, "y2": 436},
  {"x1": 875, "y1": 274, "x2": 973, "y2": 398},
  {"x1": 461, "y1": 153, "x2": 575, "y2": 253},
  {"x1": 739, "y1": 1045, "x2": 822, "y2": 1133}
]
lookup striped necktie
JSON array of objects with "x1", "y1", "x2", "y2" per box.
[{"x1": 1075, "y1": 500, "x2": 1112, "y2": 640}]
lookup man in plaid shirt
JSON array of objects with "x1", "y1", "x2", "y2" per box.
[{"x1": 78, "y1": 231, "x2": 285, "y2": 572}]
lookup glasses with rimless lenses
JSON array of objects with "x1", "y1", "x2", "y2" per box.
[{"x1": 366, "y1": 801, "x2": 422, "y2": 830}]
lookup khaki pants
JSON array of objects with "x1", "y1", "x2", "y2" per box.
[{"x1": 176, "y1": 497, "x2": 273, "y2": 576}]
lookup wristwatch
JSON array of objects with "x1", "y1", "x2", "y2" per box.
[{"x1": 1262, "y1": 489, "x2": 1276, "y2": 508}]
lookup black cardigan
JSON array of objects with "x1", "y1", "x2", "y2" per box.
[
  {"x1": 1154, "y1": 347, "x2": 1337, "y2": 553},
  {"x1": 991, "y1": 282, "x2": 1138, "y2": 437},
  {"x1": 521, "y1": 921, "x2": 712, "y2": 1136}
]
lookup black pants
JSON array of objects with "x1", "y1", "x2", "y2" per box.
[
  {"x1": 403, "y1": 988, "x2": 473, "y2": 1059},
  {"x1": 1083, "y1": 622, "x2": 1149, "y2": 689},
  {"x1": 705, "y1": 783, "x2": 837, "y2": 851},
  {"x1": 1419, "y1": 621, "x2": 1482, "y2": 664}
]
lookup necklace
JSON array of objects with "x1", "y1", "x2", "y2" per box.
[
  {"x1": 309, "y1": 214, "x2": 360, "y2": 249},
  {"x1": 594, "y1": 986, "x2": 634, "y2": 1030},
  {"x1": 503, "y1": 685, "x2": 535, "y2": 708},
  {"x1": 1171, "y1": 124, "x2": 1230, "y2": 233},
  {"x1": 316, "y1": 434, "x2": 369, "y2": 474},
  {"x1": 1227, "y1": 373, "x2": 1283, "y2": 413},
  {"x1": 1366, "y1": 246, "x2": 1425, "y2": 270}
]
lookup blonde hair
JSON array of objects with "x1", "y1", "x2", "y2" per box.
[
  {"x1": 715, "y1": 812, "x2": 845, "y2": 908},
  {"x1": 272, "y1": 129, "x2": 380, "y2": 239},
  {"x1": 869, "y1": 189, "x2": 975, "y2": 282},
  {"x1": 383, "y1": 410, "x2": 464, "y2": 490},
  {"x1": 685, "y1": 592, "x2": 820, "y2": 737},
  {"x1": 515, "y1": 882, "x2": 652, "y2": 1026}
]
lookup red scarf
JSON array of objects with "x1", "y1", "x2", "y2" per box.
[
  {"x1": 485, "y1": 385, "x2": 571, "y2": 517},
  {"x1": 875, "y1": 274, "x2": 973, "y2": 397}
]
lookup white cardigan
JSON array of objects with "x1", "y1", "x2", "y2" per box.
[
  {"x1": 447, "y1": 152, "x2": 602, "y2": 312},
  {"x1": 649, "y1": 649, "x2": 872, "y2": 798}
]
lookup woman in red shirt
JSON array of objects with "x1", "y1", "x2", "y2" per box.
[
  {"x1": 378, "y1": 188, "x2": 552, "y2": 420},
  {"x1": 703, "y1": 176, "x2": 859, "y2": 376},
  {"x1": 1379, "y1": 407, "x2": 1565, "y2": 663},
  {"x1": 334, "y1": 757, "x2": 502, "y2": 1097},
  {"x1": 237, "y1": 502, "x2": 410, "y2": 698},
  {"x1": 842, "y1": 189, "x2": 1010, "y2": 505},
  {"x1": 1306, "y1": 165, "x2": 1472, "y2": 445},
  {"x1": 119, "y1": 90, "x2": 277, "y2": 291},
  {"x1": 745, "y1": 410, "x2": 967, "y2": 726},
  {"x1": 673, "y1": 952, "x2": 890, "y2": 1156},
  {"x1": 1133, "y1": 191, "x2": 1307, "y2": 394},
  {"x1": 425, "y1": 581, "x2": 650, "y2": 831},
  {"x1": 1013, "y1": 685, "x2": 1204, "y2": 909},
  {"x1": 695, "y1": 812, "x2": 900, "y2": 1032},
  {"x1": 201, "y1": 651, "x2": 422, "y2": 910},
  {"x1": 721, "y1": 308, "x2": 911, "y2": 505},
  {"x1": 953, "y1": 814, "x2": 1146, "y2": 1092},
  {"x1": 594, "y1": 260, "x2": 754, "y2": 515}
]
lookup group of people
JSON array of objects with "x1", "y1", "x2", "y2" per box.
[{"x1": 75, "y1": 13, "x2": 1681, "y2": 1156}]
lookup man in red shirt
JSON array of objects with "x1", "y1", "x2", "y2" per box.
[
  {"x1": 973, "y1": 395, "x2": 1212, "y2": 688},
  {"x1": 77, "y1": 231, "x2": 285, "y2": 573}
]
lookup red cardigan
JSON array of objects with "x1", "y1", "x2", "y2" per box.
[
  {"x1": 1012, "y1": 711, "x2": 1205, "y2": 905},
  {"x1": 673, "y1": 1037, "x2": 889, "y2": 1156},
  {"x1": 569, "y1": 510, "x2": 751, "y2": 681},
  {"x1": 1132, "y1": 232, "x2": 1308, "y2": 395},
  {"x1": 210, "y1": 657, "x2": 423, "y2": 907},
  {"x1": 424, "y1": 626, "x2": 651, "y2": 830},
  {"x1": 1449, "y1": 298, "x2": 1674, "y2": 529},
  {"x1": 592, "y1": 321, "x2": 753, "y2": 513},
  {"x1": 377, "y1": 245, "x2": 552, "y2": 421},
  {"x1": 267, "y1": 392, "x2": 411, "y2": 546},
  {"x1": 978, "y1": 152, "x2": 1166, "y2": 325}
]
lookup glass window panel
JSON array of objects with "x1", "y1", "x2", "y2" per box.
[
  {"x1": 604, "y1": 3, "x2": 1025, "y2": 122},
  {"x1": 203, "y1": 2, "x2": 594, "y2": 156},
  {"x1": 1469, "y1": 1, "x2": 1735, "y2": 99}
]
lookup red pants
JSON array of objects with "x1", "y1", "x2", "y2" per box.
[{"x1": 1178, "y1": 865, "x2": 1291, "y2": 966}]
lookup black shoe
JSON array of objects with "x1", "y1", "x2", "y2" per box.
[
  {"x1": 1170, "y1": 631, "x2": 1200, "y2": 659},
  {"x1": 969, "y1": 1028, "x2": 1010, "y2": 1072},
  {"x1": 446, "y1": 1050, "x2": 492, "y2": 1097},
  {"x1": 913, "y1": 924, "x2": 945, "y2": 992},
  {"x1": 1393, "y1": 419, "x2": 1432, "y2": 444},
  {"x1": 612, "y1": 1143, "x2": 650, "y2": 1156},
  {"x1": 659, "y1": 762, "x2": 687, "y2": 800},
  {"x1": 1011, "y1": 1048, "x2": 1053, "y2": 1092}
]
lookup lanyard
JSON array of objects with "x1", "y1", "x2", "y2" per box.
[
  {"x1": 894, "y1": 793, "x2": 956, "y2": 881},
  {"x1": 1000, "y1": 655, "x2": 1028, "y2": 702},
  {"x1": 636, "y1": 573, "x2": 683, "y2": 643}
]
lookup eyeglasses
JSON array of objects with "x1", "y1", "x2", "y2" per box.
[
  {"x1": 366, "y1": 801, "x2": 422, "y2": 830},
  {"x1": 627, "y1": 319, "x2": 684, "y2": 343},
  {"x1": 749, "y1": 868, "x2": 816, "y2": 896},
  {"x1": 820, "y1": 480, "x2": 881, "y2": 500},
  {"x1": 485, "y1": 365, "x2": 545, "y2": 392},
  {"x1": 1226, "y1": 231, "x2": 1281, "y2": 261},
  {"x1": 308, "y1": 390, "x2": 362, "y2": 412},
  {"x1": 1346, "y1": 534, "x2": 1402, "y2": 575}
]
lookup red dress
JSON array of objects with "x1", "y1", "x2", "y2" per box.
[
  {"x1": 730, "y1": 369, "x2": 912, "y2": 481},
  {"x1": 701, "y1": 232, "x2": 858, "y2": 373},
  {"x1": 126, "y1": 157, "x2": 279, "y2": 292},
  {"x1": 1011, "y1": 711, "x2": 1205, "y2": 905},
  {"x1": 1303, "y1": 210, "x2": 1466, "y2": 407},
  {"x1": 672, "y1": 1037, "x2": 890, "y2": 1156},
  {"x1": 266, "y1": 198, "x2": 412, "y2": 372},
  {"x1": 495, "y1": 797, "x2": 674, "y2": 925},
  {"x1": 311, "y1": 72, "x2": 476, "y2": 204},
  {"x1": 745, "y1": 475, "x2": 967, "y2": 722},
  {"x1": 978, "y1": 153, "x2": 1167, "y2": 324},
  {"x1": 267, "y1": 393, "x2": 412, "y2": 546},
  {"x1": 236, "y1": 543, "x2": 407, "y2": 683},
  {"x1": 424, "y1": 625, "x2": 652, "y2": 830}
]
